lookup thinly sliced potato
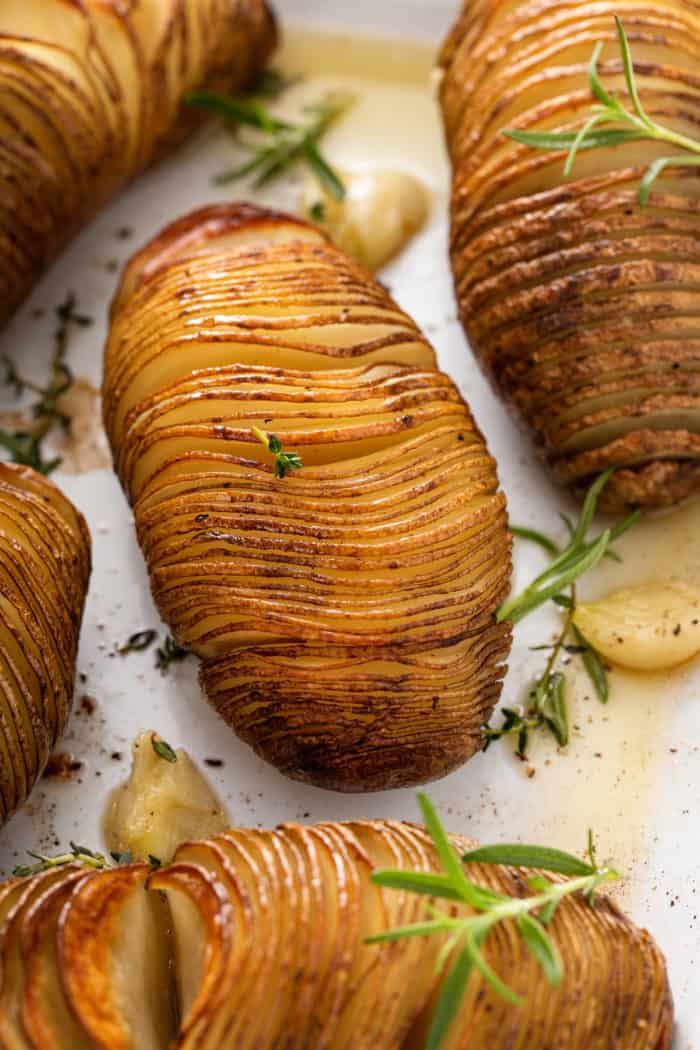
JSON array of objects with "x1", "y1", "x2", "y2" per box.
[
  {"x1": 440, "y1": 0, "x2": 700, "y2": 510},
  {"x1": 103, "y1": 204, "x2": 512, "y2": 790},
  {"x1": 574, "y1": 580, "x2": 700, "y2": 670},
  {"x1": 0, "y1": 813, "x2": 674, "y2": 1049},
  {"x1": 0, "y1": 0, "x2": 277, "y2": 326},
  {"x1": 0, "y1": 464, "x2": 90, "y2": 829}
]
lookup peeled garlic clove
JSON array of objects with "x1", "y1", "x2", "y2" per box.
[
  {"x1": 105, "y1": 731, "x2": 229, "y2": 863},
  {"x1": 573, "y1": 581, "x2": 700, "y2": 672},
  {"x1": 302, "y1": 168, "x2": 430, "y2": 269}
]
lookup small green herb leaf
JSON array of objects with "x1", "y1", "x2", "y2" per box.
[
  {"x1": 151, "y1": 736, "x2": 177, "y2": 763},
  {"x1": 252, "y1": 427, "x2": 304, "y2": 479}
]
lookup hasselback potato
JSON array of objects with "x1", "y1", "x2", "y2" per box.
[
  {"x1": 103, "y1": 204, "x2": 512, "y2": 791},
  {"x1": 440, "y1": 0, "x2": 700, "y2": 510},
  {"x1": 0, "y1": 0, "x2": 276, "y2": 327},
  {"x1": 0, "y1": 463, "x2": 90, "y2": 828},
  {"x1": 0, "y1": 818, "x2": 672, "y2": 1048}
]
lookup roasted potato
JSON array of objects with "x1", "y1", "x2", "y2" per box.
[
  {"x1": 440, "y1": 0, "x2": 700, "y2": 510},
  {"x1": 0, "y1": 0, "x2": 276, "y2": 327},
  {"x1": 0, "y1": 818, "x2": 672, "y2": 1048},
  {"x1": 0, "y1": 463, "x2": 90, "y2": 828},
  {"x1": 103, "y1": 203, "x2": 512, "y2": 791}
]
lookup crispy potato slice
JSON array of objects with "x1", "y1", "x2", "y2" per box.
[{"x1": 59, "y1": 865, "x2": 176, "y2": 1050}]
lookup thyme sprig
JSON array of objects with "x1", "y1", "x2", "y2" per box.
[
  {"x1": 367, "y1": 793, "x2": 619, "y2": 1050},
  {"x1": 488, "y1": 470, "x2": 637, "y2": 757},
  {"x1": 0, "y1": 293, "x2": 90, "y2": 474},
  {"x1": 503, "y1": 16, "x2": 700, "y2": 205},
  {"x1": 187, "y1": 77, "x2": 352, "y2": 199},
  {"x1": 253, "y1": 427, "x2": 304, "y2": 478},
  {"x1": 13, "y1": 842, "x2": 107, "y2": 878}
]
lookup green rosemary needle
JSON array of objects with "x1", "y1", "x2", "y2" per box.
[
  {"x1": 503, "y1": 16, "x2": 700, "y2": 205},
  {"x1": 367, "y1": 793, "x2": 619, "y2": 1050},
  {"x1": 497, "y1": 469, "x2": 638, "y2": 625},
  {"x1": 187, "y1": 77, "x2": 353, "y2": 200}
]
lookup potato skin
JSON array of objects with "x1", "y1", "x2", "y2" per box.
[
  {"x1": 440, "y1": 0, "x2": 700, "y2": 511},
  {"x1": 103, "y1": 204, "x2": 512, "y2": 791},
  {"x1": 0, "y1": 0, "x2": 276, "y2": 327},
  {"x1": 0, "y1": 820, "x2": 673, "y2": 1049},
  {"x1": 0, "y1": 463, "x2": 90, "y2": 827}
]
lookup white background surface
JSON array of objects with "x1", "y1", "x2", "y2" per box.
[{"x1": 0, "y1": 2, "x2": 697, "y2": 1044}]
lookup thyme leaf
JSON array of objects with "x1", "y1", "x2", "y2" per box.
[
  {"x1": 367, "y1": 793, "x2": 620, "y2": 1049},
  {"x1": 253, "y1": 427, "x2": 304, "y2": 479},
  {"x1": 151, "y1": 735, "x2": 177, "y2": 764},
  {"x1": 155, "y1": 635, "x2": 191, "y2": 675},
  {"x1": 118, "y1": 629, "x2": 158, "y2": 655},
  {"x1": 503, "y1": 16, "x2": 700, "y2": 206}
]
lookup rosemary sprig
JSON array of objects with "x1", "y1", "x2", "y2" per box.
[
  {"x1": 503, "y1": 16, "x2": 700, "y2": 205},
  {"x1": 488, "y1": 470, "x2": 636, "y2": 757},
  {"x1": 0, "y1": 293, "x2": 90, "y2": 474},
  {"x1": 253, "y1": 427, "x2": 304, "y2": 479},
  {"x1": 497, "y1": 470, "x2": 638, "y2": 625},
  {"x1": 13, "y1": 842, "x2": 107, "y2": 878},
  {"x1": 367, "y1": 793, "x2": 619, "y2": 1050},
  {"x1": 187, "y1": 77, "x2": 352, "y2": 199}
]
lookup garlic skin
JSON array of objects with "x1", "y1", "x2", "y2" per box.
[
  {"x1": 105, "y1": 731, "x2": 229, "y2": 863},
  {"x1": 303, "y1": 168, "x2": 429, "y2": 270},
  {"x1": 573, "y1": 581, "x2": 700, "y2": 672}
]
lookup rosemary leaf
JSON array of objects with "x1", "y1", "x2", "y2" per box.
[
  {"x1": 462, "y1": 843, "x2": 594, "y2": 877},
  {"x1": 502, "y1": 17, "x2": 700, "y2": 206}
]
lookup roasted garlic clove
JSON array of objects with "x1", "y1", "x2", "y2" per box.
[
  {"x1": 440, "y1": 0, "x2": 700, "y2": 511},
  {"x1": 105, "y1": 730, "x2": 229, "y2": 864},
  {"x1": 302, "y1": 168, "x2": 430, "y2": 269},
  {"x1": 103, "y1": 203, "x2": 512, "y2": 791},
  {"x1": 574, "y1": 580, "x2": 700, "y2": 671},
  {"x1": 0, "y1": 463, "x2": 90, "y2": 828},
  {"x1": 0, "y1": 0, "x2": 276, "y2": 327}
]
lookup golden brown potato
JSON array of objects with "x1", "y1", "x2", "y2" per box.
[
  {"x1": 0, "y1": 819, "x2": 672, "y2": 1048},
  {"x1": 0, "y1": 463, "x2": 90, "y2": 828},
  {"x1": 0, "y1": 0, "x2": 276, "y2": 327},
  {"x1": 102, "y1": 204, "x2": 512, "y2": 791},
  {"x1": 440, "y1": 0, "x2": 700, "y2": 511}
]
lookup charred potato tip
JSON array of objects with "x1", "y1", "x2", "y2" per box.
[
  {"x1": 440, "y1": 0, "x2": 700, "y2": 511},
  {"x1": 0, "y1": 818, "x2": 673, "y2": 1049},
  {"x1": 103, "y1": 203, "x2": 512, "y2": 791},
  {"x1": 0, "y1": 463, "x2": 90, "y2": 828}
]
